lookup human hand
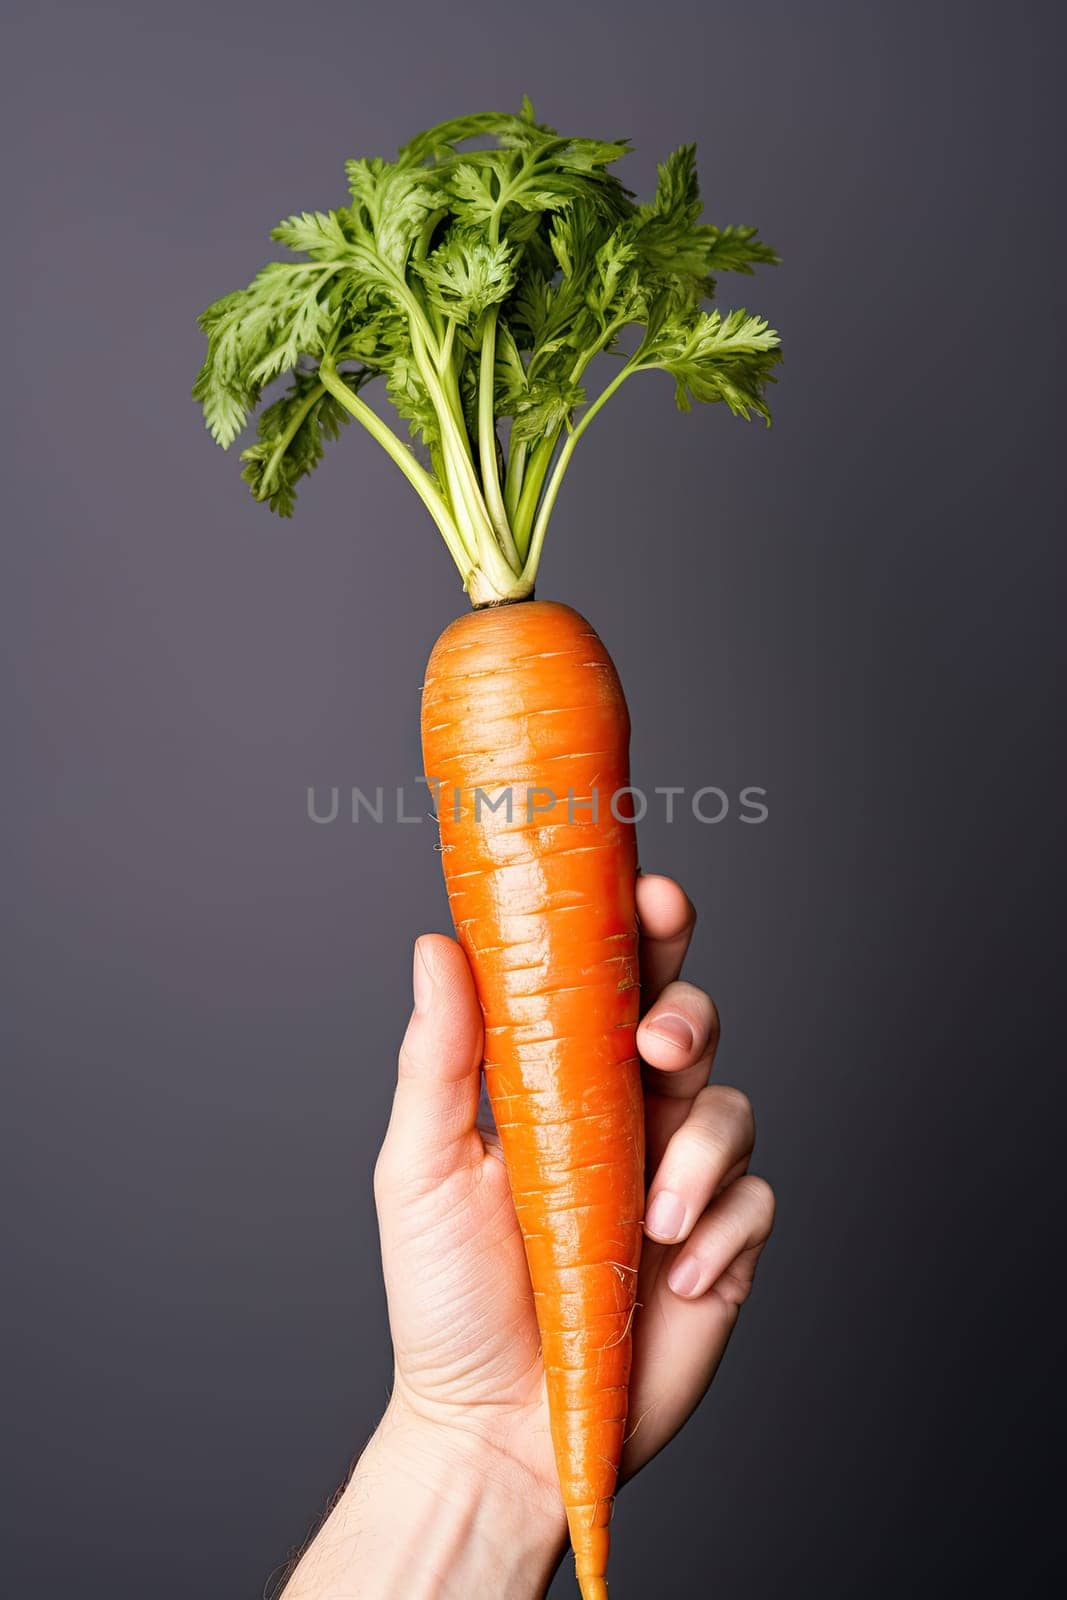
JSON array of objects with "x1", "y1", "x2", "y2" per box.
[{"x1": 284, "y1": 875, "x2": 774, "y2": 1599}]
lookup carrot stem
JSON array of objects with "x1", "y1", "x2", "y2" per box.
[
  {"x1": 512, "y1": 430, "x2": 561, "y2": 554},
  {"x1": 317, "y1": 358, "x2": 473, "y2": 581},
  {"x1": 522, "y1": 365, "x2": 636, "y2": 585},
  {"x1": 477, "y1": 307, "x2": 520, "y2": 569},
  {"x1": 503, "y1": 433, "x2": 528, "y2": 527}
]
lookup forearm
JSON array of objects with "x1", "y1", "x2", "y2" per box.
[{"x1": 281, "y1": 1403, "x2": 567, "y2": 1600}]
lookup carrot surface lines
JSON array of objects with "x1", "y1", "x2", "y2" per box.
[{"x1": 423, "y1": 601, "x2": 642, "y2": 1598}]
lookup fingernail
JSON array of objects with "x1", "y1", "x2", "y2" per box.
[
  {"x1": 646, "y1": 1191, "x2": 686, "y2": 1241},
  {"x1": 668, "y1": 1257, "x2": 701, "y2": 1298},
  {"x1": 645, "y1": 1014, "x2": 694, "y2": 1053},
  {"x1": 412, "y1": 940, "x2": 433, "y2": 1013}
]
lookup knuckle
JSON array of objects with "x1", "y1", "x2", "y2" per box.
[
  {"x1": 714, "y1": 1084, "x2": 754, "y2": 1132},
  {"x1": 715, "y1": 1263, "x2": 757, "y2": 1308},
  {"x1": 691, "y1": 1082, "x2": 753, "y2": 1141},
  {"x1": 738, "y1": 1174, "x2": 776, "y2": 1232},
  {"x1": 656, "y1": 881, "x2": 697, "y2": 939},
  {"x1": 677, "y1": 1116, "x2": 732, "y2": 1168}
]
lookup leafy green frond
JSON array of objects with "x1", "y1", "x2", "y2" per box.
[
  {"x1": 586, "y1": 225, "x2": 640, "y2": 324},
  {"x1": 193, "y1": 263, "x2": 345, "y2": 446},
  {"x1": 398, "y1": 109, "x2": 545, "y2": 167},
  {"x1": 550, "y1": 136, "x2": 632, "y2": 173},
  {"x1": 341, "y1": 304, "x2": 442, "y2": 446},
  {"x1": 415, "y1": 233, "x2": 515, "y2": 324},
  {"x1": 239, "y1": 367, "x2": 361, "y2": 516},
  {"x1": 635, "y1": 308, "x2": 782, "y2": 419},
  {"x1": 492, "y1": 322, "x2": 528, "y2": 409},
  {"x1": 647, "y1": 144, "x2": 701, "y2": 219},
  {"x1": 193, "y1": 291, "x2": 262, "y2": 448},
  {"x1": 194, "y1": 98, "x2": 782, "y2": 601},
  {"x1": 703, "y1": 225, "x2": 781, "y2": 274},
  {"x1": 243, "y1": 267, "x2": 343, "y2": 387},
  {"x1": 508, "y1": 261, "x2": 552, "y2": 347},
  {"x1": 270, "y1": 210, "x2": 350, "y2": 258},
  {"x1": 384, "y1": 349, "x2": 441, "y2": 447},
  {"x1": 446, "y1": 162, "x2": 500, "y2": 224},
  {"x1": 510, "y1": 377, "x2": 585, "y2": 443},
  {"x1": 634, "y1": 145, "x2": 716, "y2": 305},
  {"x1": 344, "y1": 161, "x2": 444, "y2": 271}
]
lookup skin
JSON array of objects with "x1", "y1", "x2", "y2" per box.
[{"x1": 282, "y1": 875, "x2": 775, "y2": 1599}]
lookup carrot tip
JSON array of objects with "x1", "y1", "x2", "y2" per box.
[{"x1": 577, "y1": 1575, "x2": 609, "y2": 1600}]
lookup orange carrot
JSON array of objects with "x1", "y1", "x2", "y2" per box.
[{"x1": 422, "y1": 600, "x2": 643, "y2": 1598}]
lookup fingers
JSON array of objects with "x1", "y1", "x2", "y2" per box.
[
  {"x1": 644, "y1": 1083, "x2": 754, "y2": 1242},
  {"x1": 636, "y1": 875, "x2": 696, "y2": 1003},
  {"x1": 378, "y1": 935, "x2": 484, "y2": 1187},
  {"x1": 637, "y1": 979, "x2": 721, "y2": 1101},
  {"x1": 623, "y1": 1159, "x2": 774, "y2": 1478},
  {"x1": 663, "y1": 1174, "x2": 775, "y2": 1304}
]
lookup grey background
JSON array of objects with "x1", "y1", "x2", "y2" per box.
[{"x1": 3, "y1": 0, "x2": 1063, "y2": 1594}]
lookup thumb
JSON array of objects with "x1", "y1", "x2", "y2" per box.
[{"x1": 380, "y1": 934, "x2": 485, "y2": 1184}]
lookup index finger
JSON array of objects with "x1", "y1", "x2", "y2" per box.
[{"x1": 636, "y1": 874, "x2": 697, "y2": 1007}]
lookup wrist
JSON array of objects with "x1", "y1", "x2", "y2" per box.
[{"x1": 283, "y1": 1400, "x2": 566, "y2": 1600}]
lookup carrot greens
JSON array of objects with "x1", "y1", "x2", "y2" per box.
[{"x1": 194, "y1": 100, "x2": 781, "y2": 603}]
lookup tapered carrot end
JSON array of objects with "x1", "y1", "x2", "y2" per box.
[{"x1": 571, "y1": 1515, "x2": 610, "y2": 1600}]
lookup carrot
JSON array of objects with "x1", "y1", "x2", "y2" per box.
[
  {"x1": 195, "y1": 102, "x2": 780, "y2": 1595},
  {"x1": 422, "y1": 600, "x2": 642, "y2": 1597}
]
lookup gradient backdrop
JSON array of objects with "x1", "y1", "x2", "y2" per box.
[{"x1": 3, "y1": 1, "x2": 1063, "y2": 1594}]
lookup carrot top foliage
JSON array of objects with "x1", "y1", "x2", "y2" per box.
[{"x1": 193, "y1": 99, "x2": 781, "y2": 603}]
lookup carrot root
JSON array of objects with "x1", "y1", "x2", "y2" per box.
[
  {"x1": 572, "y1": 1513, "x2": 612, "y2": 1600},
  {"x1": 422, "y1": 601, "x2": 643, "y2": 1596}
]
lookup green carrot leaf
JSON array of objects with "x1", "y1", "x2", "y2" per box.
[
  {"x1": 704, "y1": 225, "x2": 781, "y2": 275},
  {"x1": 635, "y1": 307, "x2": 782, "y2": 419},
  {"x1": 270, "y1": 210, "x2": 351, "y2": 259},
  {"x1": 238, "y1": 367, "x2": 360, "y2": 516},
  {"x1": 193, "y1": 265, "x2": 346, "y2": 445},
  {"x1": 510, "y1": 376, "x2": 586, "y2": 442},
  {"x1": 415, "y1": 233, "x2": 516, "y2": 324}
]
